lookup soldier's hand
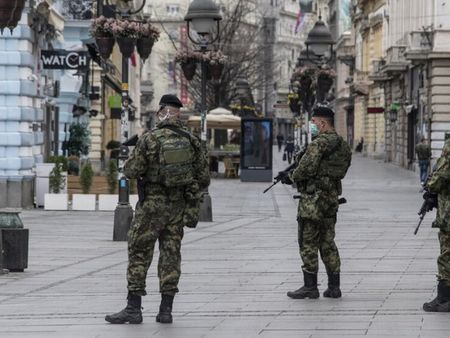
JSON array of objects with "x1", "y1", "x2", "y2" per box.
[
  {"x1": 423, "y1": 191, "x2": 438, "y2": 211},
  {"x1": 278, "y1": 171, "x2": 293, "y2": 185}
]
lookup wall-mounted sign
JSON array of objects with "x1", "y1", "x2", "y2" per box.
[
  {"x1": 41, "y1": 50, "x2": 90, "y2": 70},
  {"x1": 367, "y1": 107, "x2": 385, "y2": 114}
]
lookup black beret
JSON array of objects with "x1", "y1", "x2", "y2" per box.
[
  {"x1": 159, "y1": 94, "x2": 183, "y2": 108},
  {"x1": 312, "y1": 105, "x2": 334, "y2": 119}
]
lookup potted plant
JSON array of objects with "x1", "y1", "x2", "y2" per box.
[
  {"x1": 47, "y1": 156, "x2": 69, "y2": 193},
  {"x1": 72, "y1": 163, "x2": 96, "y2": 211},
  {"x1": 0, "y1": 0, "x2": 26, "y2": 33},
  {"x1": 136, "y1": 20, "x2": 160, "y2": 61},
  {"x1": 112, "y1": 19, "x2": 140, "y2": 58},
  {"x1": 44, "y1": 163, "x2": 68, "y2": 210},
  {"x1": 99, "y1": 160, "x2": 119, "y2": 211},
  {"x1": 90, "y1": 16, "x2": 116, "y2": 59},
  {"x1": 242, "y1": 105, "x2": 256, "y2": 117},
  {"x1": 292, "y1": 67, "x2": 316, "y2": 90},
  {"x1": 316, "y1": 66, "x2": 336, "y2": 102},
  {"x1": 229, "y1": 103, "x2": 241, "y2": 115},
  {"x1": 175, "y1": 50, "x2": 202, "y2": 81},
  {"x1": 288, "y1": 93, "x2": 301, "y2": 114},
  {"x1": 204, "y1": 50, "x2": 227, "y2": 80},
  {"x1": 67, "y1": 123, "x2": 90, "y2": 157}
]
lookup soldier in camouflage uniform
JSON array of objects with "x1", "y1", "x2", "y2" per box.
[
  {"x1": 105, "y1": 94, "x2": 210, "y2": 324},
  {"x1": 423, "y1": 138, "x2": 450, "y2": 312},
  {"x1": 283, "y1": 105, "x2": 351, "y2": 299}
]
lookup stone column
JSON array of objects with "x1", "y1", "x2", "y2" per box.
[{"x1": 0, "y1": 21, "x2": 42, "y2": 208}]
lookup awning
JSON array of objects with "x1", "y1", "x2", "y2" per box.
[{"x1": 187, "y1": 114, "x2": 241, "y2": 129}]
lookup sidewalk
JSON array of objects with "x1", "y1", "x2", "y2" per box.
[{"x1": 0, "y1": 151, "x2": 448, "y2": 338}]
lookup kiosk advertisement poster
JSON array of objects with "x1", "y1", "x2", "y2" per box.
[{"x1": 240, "y1": 118, "x2": 273, "y2": 182}]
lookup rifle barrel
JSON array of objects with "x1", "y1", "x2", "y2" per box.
[
  {"x1": 414, "y1": 214, "x2": 425, "y2": 235},
  {"x1": 263, "y1": 182, "x2": 277, "y2": 194}
]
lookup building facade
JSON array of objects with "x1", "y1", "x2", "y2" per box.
[
  {"x1": 328, "y1": 0, "x2": 353, "y2": 144},
  {"x1": 367, "y1": 0, "x2": 450, "y2": 169},
  {"x1": 0, "y1": 0, "x2": 65, "y2": 208},
  {"x1": 351, "y1": 0, "x2": 387, "y2": 158}
]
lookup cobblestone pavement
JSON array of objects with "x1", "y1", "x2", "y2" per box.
[{"x1": 0, "y1": 152, "x2": 448, "y2": 338}]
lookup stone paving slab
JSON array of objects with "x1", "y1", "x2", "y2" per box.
[{"x1": 0, "y1": 152, "x2": 449, "y2": 337}]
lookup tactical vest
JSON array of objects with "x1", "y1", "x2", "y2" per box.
[
  {"x1": 146, "y1": 127, "x2": 195, "y2": 188},
  {"x1": 317, "y1": 136, "x2": 352, "y2": 180}
]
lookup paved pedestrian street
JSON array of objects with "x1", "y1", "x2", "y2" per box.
[{"x1": 0, "y1": 153, "x2": 449, "y2": 338}]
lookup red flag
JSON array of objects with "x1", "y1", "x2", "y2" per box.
[
  {"x1": 130, "y1": 53, "x2": 137, "y2": 67},
  {"x1": 295, "y1": 9, "x2": 305, "y2": 34}
]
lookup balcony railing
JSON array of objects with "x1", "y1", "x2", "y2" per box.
[{"x1": 408, "y1": 31, "x2": 433, "y2": 52}]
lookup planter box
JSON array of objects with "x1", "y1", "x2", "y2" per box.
[
  {"x1": 130, "y1": 194, "x2": 139, "y2": 209},
  {"x1": 44, "y1": 193, "x2": 69, "y2": 210},
  {"x1": 98, "y1": 194, "x2": 119, "y2": 211},
  {"x1": 72, "y1": 194, "x2": 96, "y2": 211}
]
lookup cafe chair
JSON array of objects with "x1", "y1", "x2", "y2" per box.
[{"x1": 224, "y1": 157, "x2": 238, "y2": 178}]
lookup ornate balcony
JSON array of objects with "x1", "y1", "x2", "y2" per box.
[
  {"x1": 381, "y1": 46, "x2": 409, "y2": 75},
  {"x1": 368, "y1": 59, "x2": 390, "y2": 82},
  {"x1": 405, "y1": 30, "x2": 433, "y2": 62}
]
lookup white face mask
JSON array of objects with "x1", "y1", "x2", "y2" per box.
[{"x1": 158, "y1": 107, "x2": 171, "y2": 121}]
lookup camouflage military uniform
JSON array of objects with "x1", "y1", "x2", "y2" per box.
[
  {"x1": 426, "y1": 139, "x2": 450, "y2": 285},
  {"x1": 123, "y1": 119, "x2": 210, "y2": 296},
  {"x1": 290, "y1": 131, "x2": 352, "y2": 274}
]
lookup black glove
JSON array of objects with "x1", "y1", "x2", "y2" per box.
[
  {"x1": 278, "y1": 171, "x2": 293, "y2": 185},
  {"x1": 423, "y1": 191, "x2": 438, "y2": 211}
]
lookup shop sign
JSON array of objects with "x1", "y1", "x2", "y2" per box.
[
  {"x1": 41, "y1": 50, "x2": 90, "y2": 70},
  {"x1": 367, "y1": 107, "x2": 385, "y2": 114}
]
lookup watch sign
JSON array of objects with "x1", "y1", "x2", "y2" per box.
[{"x1": 41, "y1": 50, "x2": 90, "y2": 70}]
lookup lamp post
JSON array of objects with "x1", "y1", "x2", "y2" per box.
[
  {"x1": 184, "y1": 0, "x2": 222, "y2": 222},
  {"x1": 301, "y1": 16, "x2": 335, "y2": 144},
  {"x1": 102, "y1": 0, "x2": 147, "y2": 241},
  {"x1": 304, "y1": 17, "x2": 335, "y2": 66},
  {"x1": 235, "y1": 78, "x2": 253, "y2": 117}
]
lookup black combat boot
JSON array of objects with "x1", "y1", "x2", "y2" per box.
[
  {"x1": 156, "y1": 294, "x2": 174, "y2": 324},
  {"x1": 287, "y1": 271, "x2": 320, "y2": 299},
  {"x1": 105, "y1": 293, "x2": 143, "y2": 324},
  {"x1": 423, "y1": 281, "x2": 450, "y2": 312},
  {"x1": 323, "y1": 272, "x2": 342, "y2": 298}
]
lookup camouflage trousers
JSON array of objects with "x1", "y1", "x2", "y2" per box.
[
  {"x1": 298, "y1": 216, "x2": 340, "y2": 274},
  {"x1": 438, "y1": 224, "x2": 450, "y2": 283},
  {"x1": 127, "y1": 199, "x2": 185, "y2": 296}
]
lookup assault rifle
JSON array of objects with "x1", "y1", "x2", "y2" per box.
[
  {"x1": 414, "y1": 190, "x2": 437, "y2": 235},
  {"x1": 263, "y1": 147, "x2": 307, "y2": 194},
  {"x1": 293, "y1": 196, "x2": 347, "y2": 205}
]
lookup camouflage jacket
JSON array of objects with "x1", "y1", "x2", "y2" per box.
[
  {"x1": 416, "y1": 143, "x2": 431, "y2": 161},
  {"x1": 290, "y1": 130, "x2": 352, "y2": 220},
  {"x1": 123, "y1": 119, "x2": 210, "y2": 200},
  {"x1": 426, "y1": 139, "x2": 450, "y2": 228}
]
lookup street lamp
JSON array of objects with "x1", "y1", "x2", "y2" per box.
[
  {"x1": 235, "y1": 78, "x2": 254, "y2": 117},
  {"x1": 102, "y1": 0, "x2": 148, "y2": 241},
  {"x1": 305, "y1": 17, "x2": 334, "y2": 65},
  {"x1": 184, "y1": 0, "x2": 222, "y2": 222},
  {"x1": 185, "y1": 0, "x2": 222, "y2": 142}
]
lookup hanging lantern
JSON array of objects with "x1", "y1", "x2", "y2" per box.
[{"x1": 0, "y1": 0, "x2": 26, "y2": 33}]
